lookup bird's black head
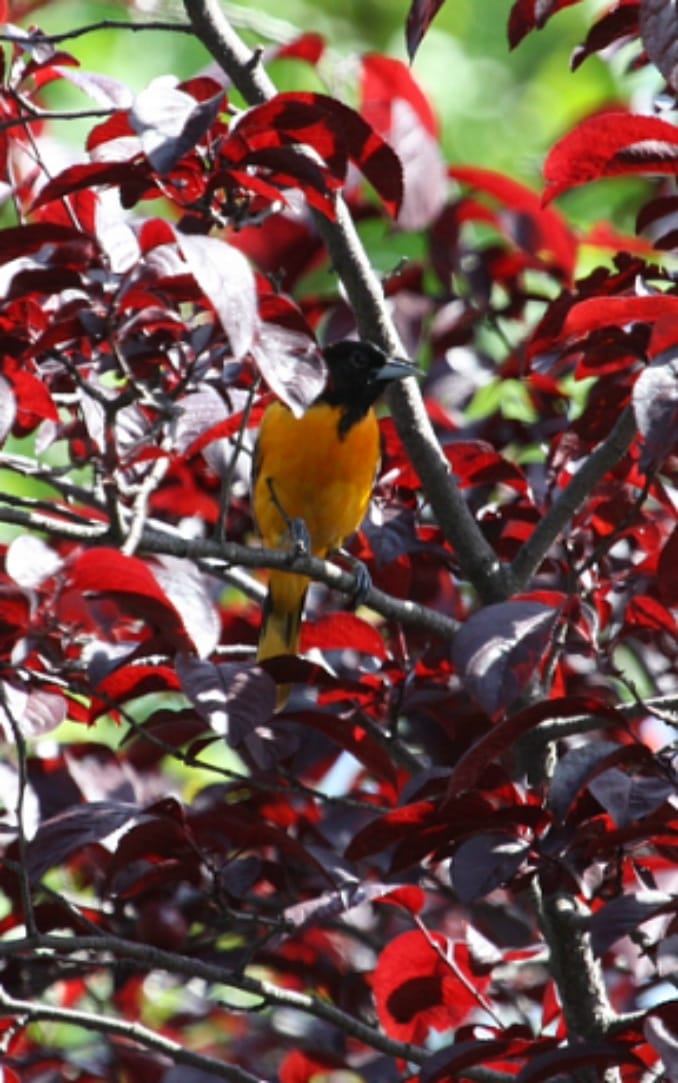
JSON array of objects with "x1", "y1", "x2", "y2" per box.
[{"x1": 319, "y1": 340, "x2": 415, "y2": 436}]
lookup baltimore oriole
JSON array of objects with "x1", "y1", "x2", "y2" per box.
[{"x1": 252, "y1": 340, "x2": 413, "y2": 693}]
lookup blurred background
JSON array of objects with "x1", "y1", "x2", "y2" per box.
[{"x1": 32, "y1": 0, "x2": 661, "y2": 229}]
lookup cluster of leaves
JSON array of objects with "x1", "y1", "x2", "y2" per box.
[{"x1": 0, "y1": 1, "x2": 675, "y2": 1081}]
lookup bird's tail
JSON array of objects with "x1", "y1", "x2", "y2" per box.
[{"x1": 257, "y1": 571, "x2": 309, "y2": 708}]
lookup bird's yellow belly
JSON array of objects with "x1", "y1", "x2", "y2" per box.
[{"x1": 253, "y1": 401, "x2": 380, "y2": 556}]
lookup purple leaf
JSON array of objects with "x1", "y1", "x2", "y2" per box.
[
  {"x1": 590, "y1": 890, "x2": 675, "y2": 956},
  {"x1": 450, "y1": 832, "x2": 530, "y2": 903},
  {"x1": 632, "y1": 352, "x2": 678, "y2": 470},
  {"x1": 131, "y1": 79, "x2": 223, "y2": 173},
  {"x1": 548, "y1": 739, "x2": 620, "y2": 822},
  {"x1": 151, "y1": 556, "x2": 220, "y2": 659},
  {"x1": 55, "y1": 66, "x2": 134, "y2": 108},
  {"x1": 26, "y1": 801, "x2": 141, "y2": 880},
  {"x1": 406, "y1": 0, "x2": 446, "y2": 62},
  {"x1": 22, "y1": 691, "x2": 68, "y2": 739},
  {"x1": 453, "y1": 601, "x2": 560, "y2": 717},
  {"x1": 176, "y1": 656, "x2": 277, "y2": 765},
  {"x1": 176, "y1": 233, "x2": 257, "y2": 361},
  {"x1": 515, "y1": 1041, "x2": 643, "y2": 1083},
  {"x1": 640, "y1": 0, "x2": 678, "y2": 91},
  {"x1": 589, "y1": 767, "x2": 675, "y2": 828},
  {"x1": 250, "y1": 325, "x2": 326, "y2": 416},
  {"x1": 644, "y1": 1010, "x2": 678, "y2": 1080}
]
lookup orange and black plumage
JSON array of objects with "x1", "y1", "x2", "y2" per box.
[{"x1": 252, "y1": 340, "x2": 413, "y2": 690}]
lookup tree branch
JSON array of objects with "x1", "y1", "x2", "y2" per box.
[
  {"x1": 0, "y1": 20, "x2": 195, "y2": 47},
  {"x1": 534, "y1": 887, "x2": 619, "y2": 1083},
  {"x1": 0, "y1": 932, "x2": 430, "y2": 1067},
  {"x1": 510, "y1": 406, "x2": 637, "y2": 591},
  {"x1": 0, "y1": 986, "x2": 266, "y2": 1083},
  {"x1": 0, "y1": 504, "x2": 458, "y2": 639},
  {"x1": 181, "y1": 0, "x2": 511, "y2": 605}
]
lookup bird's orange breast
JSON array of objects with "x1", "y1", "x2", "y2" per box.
[{"x1": 253, "y1": 400, "x2": 381, "y2": 557}]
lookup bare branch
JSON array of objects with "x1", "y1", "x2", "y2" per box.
[
  {"x1": 0, "y1": 20, "x2": 195, "y2": 47},
  {"x1": 0, "y1": 986, "x2": 266, "y2": 1083},
  {"x1": 0, "y1": 504, "x2": 459, "y2": 639}
]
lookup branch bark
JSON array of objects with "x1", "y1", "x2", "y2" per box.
[
  {"x1": 181, "y1": 0, "x2": 511, "y2": 605},
  {"x1": 0, "y1": 504, "x2": 459, "y2": 639},
  {"x1": 0, "y1": 986, "x2": 266, "y2": 1083}
]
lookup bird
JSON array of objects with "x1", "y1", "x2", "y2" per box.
[{"x1": 252, "y1": 339, "x2": 414, "y2": 701}]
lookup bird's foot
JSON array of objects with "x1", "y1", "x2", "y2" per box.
[
  {"x1": 338, "y1": 550, "x2": 372, "y2": 605},
  {"x1": 288, "y1": 517, "x2": 311, "y2": 560}
]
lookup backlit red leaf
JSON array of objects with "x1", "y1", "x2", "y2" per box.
[
  {"x1": 544, "y1": 112, "x2": 678, "y2": 202},
  {"x1": 372, "y1": 930, "x2": 491, "y2": 1043}
]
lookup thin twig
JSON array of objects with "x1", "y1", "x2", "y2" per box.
[
  {"x1": 0, "y1": 986, "x2": 266, "y2": 1083},
  {"x1": 0, "y1": 20, "x2": 195, "y2": 47}
]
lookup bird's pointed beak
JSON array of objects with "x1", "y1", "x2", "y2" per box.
[{"x1": 374, "y1": 357, "x2": 418, "y2": 382}]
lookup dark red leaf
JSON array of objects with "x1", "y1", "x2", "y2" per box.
[
  {"x1": 89, "y1": 664, "x2": 181, "y2": 723},
  {"x1": 301, "y1": 612, "x2": 388, "y2": 658},
  {"x1": 69, "y1": 549, "x2": 191, "y2": 649},
  {"x1": 640, "y1": 0, "x2": 678, "y2": 90},
  {"x1": 658, "y1": 523, "x2": 678, "y2": 606},
  {"x1": 446, "y1": 697, "x2": 626, "y2": 800},
  {"x1": 556, "y1": 293, "x2": 678, "y2": 346},
  {"x1": 346, "y1": 800, "x2": 439, "y2": 861},
  {"x1": 274, "y1": 33, "x2": 326, "y2": 65},
  {"x1": 626, "y1": 593, "x2": 677, "y2": 635},
  {"x1": 421, "y1": 1037, "x2": 551, "y2": 1083},
  {"x1": 508, "y1": 0, "x2": 585, "y2": 48},
  {"x1": 236, "y1": 91, "x2": 403, "y2": 217},
  {"x1": 406, "y1": 0, "x2": 446, "y2": 62},
  {"x1": 452, "y1": 601, "x2": 560, "y2": 718},
  {"x1": 360, "y1": 55, "x2": 443, "y2": 229},
  {"x1": 292, "y1": 710, "x2": 398, "y2": 784},
  {"x1": 571, "y1": 4, "x2": 640, "y2": 71},
  {"x1": 279, "y1": 1050, "x2": 345, "y2": 1083},
  {"x1": 452, "y1": 165, "x2": 577, "y2": 279},
  {"x1": 30, "y1": 162, "x2": 151, "y2": 212}
]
